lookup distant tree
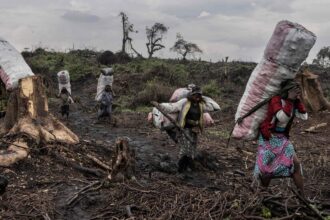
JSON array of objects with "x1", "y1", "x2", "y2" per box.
[
  {"x1": 119, "y1": 11, "x2": 132, "y2": 54},
  {"x1": 170, "y1": 33, "x2": 202, "y2": 60},
  {"x1": 98, "y1": 50, "x2": 116, "y2": 65},
  {"x1": 119, "y1": 12, "x2": 143, "y2": 58},
  {"x1": 313, "y1": 46, "x2": 330, "y2": 68},
  {"x1": 146, "y1": 23, "x2": 168, "y2": 58}
]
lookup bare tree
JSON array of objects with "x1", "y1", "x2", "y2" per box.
[
  {"x1": 119, "y1": 12, "x2": 133, "y2": 54},
  {"x1": 146, "y1": 23, "x2": 168, "y2": 58},
  {"x1": 119, "y1": 12, "x2": 143, "y2": 58},
  {"x1": 170, "y1": 33, "x2": 202, "y2": 60}
]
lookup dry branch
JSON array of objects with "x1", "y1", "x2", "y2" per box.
[
  {"x1": 52, "y1": 152, "x2": 104, "y2": 177},
  {"x1": 87, "y1": 153, "x2": 112, "y2": 171}
]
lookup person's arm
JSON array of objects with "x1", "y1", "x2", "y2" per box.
[
  {"x1": 295, "y1": 99, "x2": 308, "y2": 120},
  {"x1": 272, "y1": 96, "x2": 294, "y2": 123},
  {"x1": 101, "y1": 93, "x2": 107, "y2": 105},
  {"x1": 69, "y1": 97, "x2": 74, "y2": 104}
]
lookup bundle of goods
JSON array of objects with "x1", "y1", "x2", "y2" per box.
[
  {"x1": 233, "y1": 20, "x2": 316, "y2": 140},
  {"x1": 57, "y1": 70, "x2": 71, "y2": 95},
  {"x1": 149, "y1": 87, "x2": 220, "y2": 129},
  {"x1": 0, "y1": 37, "x2": 34, "y2": 90},
  {"x1": 95, "y1": 68, "x2": 114, "y2": 101}
]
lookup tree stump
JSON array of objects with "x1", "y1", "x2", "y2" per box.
[
  {"x1": 0, "y1": 76, "x2": 79, "y2": 166},
  {"x1": 108, "y1": 137, "x2": 135, "y2": 181},
  {"x1": 297, "y1": 69, "x2": 330, "y2": 112}
]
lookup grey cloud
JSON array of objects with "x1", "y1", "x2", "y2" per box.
[
  {"x1": 61, "y1": 10, "x2": 100, "y2": 23},
  {"x1": 155, "y1": 0, "x2": 257, "y2": 19},
  {"x1": 254, "y1": 0, "x2": 294, "y2": 13},
  {"x1": 0, "y1": 0, "x2": 326, "y2": 63}
]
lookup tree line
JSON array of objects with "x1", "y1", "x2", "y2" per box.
[{"x1": 119, "y1": 11, "x2": 202, "y2": 60}]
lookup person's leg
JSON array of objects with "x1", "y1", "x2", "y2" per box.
[
  {"x1": 259, "y1": 175, "x2": 271, "y2": 187},
  {"x1": 178, "y1": 131, "x2": 190, "y2": 173},
  {"x1": 61, "y1": 105, "x2": 65, "y2": 117},
  {"x1": 188, "y1": 131, "x2": 197, "y2": 170},
  {"x1": 0, "y1": 175, "x2": 8, "y2": 195},
  {"x1": 165, "y1": 129, "x2": 178, "y2": 143},
  {"x1": 107, "y1": 105, "x2": 112, "y2": 123},
  {"x1": 178, "y1": 155, "x2": 190, "y2": 173},
  {"x1": 98, "y1": 104, "x2": 105, "y2": 120},
  {"x1": 65, "y1": 105, "x2": 69, "y2": 119},
  {"x1": 292, "y1": 155, "x2": 304, "y2": 197}
]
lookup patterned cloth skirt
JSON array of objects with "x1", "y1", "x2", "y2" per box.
[
  {"x1": 254, "y1": 134, "x2": 295, "y2": 178},
  {"x1": 178, "y1": 128, "x2": 197, "y2": 158}
]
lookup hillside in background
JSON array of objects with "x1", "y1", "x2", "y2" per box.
[
  {"x1": 21, "y1": 48, "x2": 257, "y2": 111},
  {"x1": 22, "y1": 48, "x2": 330, "y2": 113}
]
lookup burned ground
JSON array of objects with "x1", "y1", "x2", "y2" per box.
[{"x1": 0, "y1": 61, "x2": 330, "y2": 219}]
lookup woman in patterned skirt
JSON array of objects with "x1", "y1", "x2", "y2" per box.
[{"x1": 254, "y1": 80, "x2": 307, "y2": 197}]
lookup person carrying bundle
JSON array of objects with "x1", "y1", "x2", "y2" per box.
[
  {"x1": 97, "y1": 85, "x2": 113, "y2": 122},
  {"x1": 57, "y1": 70, "x2": 71, "y2": 96},
  {"x1": 254, "y1": 79, "x2": 307, "y2": 197},
  {"x1": 154, "y1": 86, "x2": 217, "y2": 173},
  {"x1": 59, "y1": 87, "x2": 74, "y2": 119}
]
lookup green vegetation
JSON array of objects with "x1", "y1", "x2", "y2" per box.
[
  {"x1": 24, "y1": 49, "x2": 101, "y2": 81},
  {"x1": 202, "y1": 80, "x2": 220, "y2": 97},
  {"x1": 22, "y1": 48, "x2": 258, "y2": 110}
]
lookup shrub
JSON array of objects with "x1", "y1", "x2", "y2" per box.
[
  {"x1": 202, "y1": 80, "x2": 220, "y2": 98},
  {"x1": 115, "y1": 51, "x2": 131, "y2": 63},
  {"x1": 98, "y1": 50, "x2": 116, "y2": 65},
  {"x1": 132, "y1": 80, "x2": 174, "y2": 107}
]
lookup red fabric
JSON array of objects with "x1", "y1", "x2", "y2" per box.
[
  {"x1": 260, "y1": 96, "x2": 306, "y2": 139},
  {"x1": 295, "y1": 99, "x2": 306, "y2": 113}
]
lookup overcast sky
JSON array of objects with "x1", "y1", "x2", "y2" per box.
[{"x1": 0, "y1": 0, "x2": 329, "y2": 63}]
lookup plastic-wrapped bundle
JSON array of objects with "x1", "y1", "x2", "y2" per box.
[
  {"x1": 170, "y1": 87, "x2": 220, "y2": 112},
  {"x1": 150, "y1": 87, "x2": 220, "y2": 129},
  {"x1": 264, "y1": 20, "x2": 316, "y2": 69},
  {"x1": 233, "y1": 20, "x2": 316, "y2": 140},
  {"x1": 169, "y1": 88, "x2": 190, "y2": 102},
  {"x1": 203, "y1": 96, "x2": 221, "y2": 112},
  {"x1": 95, "y1": 68, "x2": 114, "y2": 101},
  {"x1": 57, "y1": 70, "x2": 71, "y2": 95},
  {"x1": 149, "y1": 107, "x2": 177, "y2": 130},
  {"x1": 0, "y1": 37, "x2": 34, "y2": 90},
  {"x1": 148, "y1": 107, "x2": 215, "y2": 130}
]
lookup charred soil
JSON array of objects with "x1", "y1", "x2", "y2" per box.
[{"x1": 0, "y1": 69, "x2": 330, "y2": 219}]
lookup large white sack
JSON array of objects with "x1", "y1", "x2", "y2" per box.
[
  {"x1": 233, "y1": 20, "x2": 316, "y2": 140},
  {"x1": 95, "y1": 69, "x2": 114, "y2": 101},
  {"x1": 169, "y1": 87, "x2": 220, "y2": 112},
  {"x1": 0, "y1": 37, "x2": 34, "y2": 90},
  {"x1": 170, "y1": 88, "x2": 190, "y2": 102},
  {"x1": 151, "y1": 107, "x2": 177, "y2": 130},
  {"x1": 149, "y1": 107, "x2": 215, "y2": 130},
  {"x1": 203, "y1": 96, "x2": 221, "y2": 112},
  {"x1": 57, "y1": 70, "x2": 71, "y2": 94},
  {"x1": 264, "y1": 20, "x2": 316, "y2": 69},
  {"x1": 101, "y1": 67, "x2": 113, "y2": 76}
]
